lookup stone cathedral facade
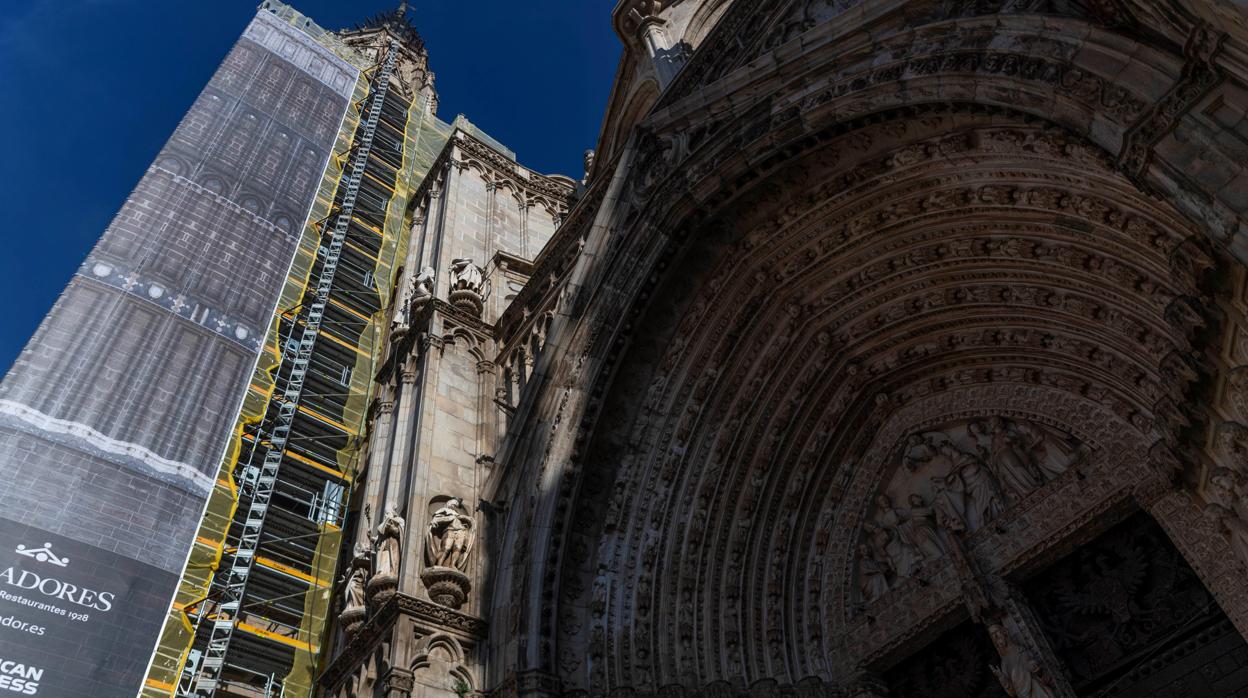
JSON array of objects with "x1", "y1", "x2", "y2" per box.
[
  {"x1": 10, "y1": 0, "x2": 1248, "y2": 696},
  {"x1": 322, "y1": 1, "x2": 1248, "y2": 697}
]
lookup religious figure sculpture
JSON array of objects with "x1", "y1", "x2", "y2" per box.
[
  {"x1": 366, "y1": 504, "x2": 404, "y2": 606},
  {"x1": 336, "y1": 542, "x2": 371, "y2": 636},
  {"x1": 941, "y1": 442, "x2": 1004, "y2": 530},
  {"x1": 421, "y1": 497, "x2": 475, "y2": 609},
  {"x1": 373, "y1": 504, "x2": 405, "y2": 577},
  {"x1": 902, "y1": 493, "x2": 947, "y2": 560},
  {"x1": 582, "y1": 149, "x2": 596, "y2": 186},
  {"x1": 975, "y1": 418, "x2": 1043, "y2": 502},
  {"x1": 425, "y1": 497, "x2": 475, "y2": 570},
  {"x1": 901, "y1": 433, "x2": 939, "y2": 471},
  {"x1": 392, "y1": 265, "x2": 434, "y2": 335},
  {"x1": 988, "y1": 624, "x2": 1057, "y2": 698},
  {"x1": 448, "y1": 258, "x2": 485, "y2": 315},
  {"x1": 874, "y1": 495, "x2": 923, "y2": 577},
  {"x1": 931, "y1": 473, "x2": 968, "y2": 533},
  {"x1": 450, "y1": 257, "x2": 483, "y2": 293},
  {"x1": 856, "y1": 543, "x2": 892, "y2": 602}
]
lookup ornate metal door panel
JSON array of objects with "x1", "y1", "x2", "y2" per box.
[{"x1": 1023, "y1": 513, "x2": 1248, "y2": 697}]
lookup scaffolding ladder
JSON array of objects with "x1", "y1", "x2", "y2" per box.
[{"x1": 184, "y1": 39, "x2": 401, "y2": 697}]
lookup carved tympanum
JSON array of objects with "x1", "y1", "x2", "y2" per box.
[{"x1": 857, "y1": 417, "x2": 1083, "y2": 600}]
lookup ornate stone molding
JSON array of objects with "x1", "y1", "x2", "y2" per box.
[{"x1": 1118, "y1": 23, "x2": 1225, "y2": 180}]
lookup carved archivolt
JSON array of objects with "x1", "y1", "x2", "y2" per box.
[{"x1": 483, "y1": 3, "x2": 1242, "y2": 695}]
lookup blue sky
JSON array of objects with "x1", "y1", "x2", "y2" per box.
[{"x1": 0, "y1": 0, "x2": 619, "y2": 372}]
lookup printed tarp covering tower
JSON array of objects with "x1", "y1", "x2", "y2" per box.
[
  {"x1": 140, "y1": 4, "x2": 453, "y2": 697},
  {"x1": 0, "y1": 7, "x2": 359, "y2": 698}
]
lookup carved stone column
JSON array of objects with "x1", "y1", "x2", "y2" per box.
[{"x1": 1146, "y1": 489, "x2": 1248, "y2": 639}]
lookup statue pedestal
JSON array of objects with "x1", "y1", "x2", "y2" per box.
[
  {"x1": 449, "y1": 289, "x2": 483, "y2": 316},
  {"x1": 367, "y1": 573, "x2": 398, "y2": 608},
  {"x1": 337, "y1": 606, "x2": 367, "y2": 638},
  {"x1": 420, "y1": 566, "x2": 471, "y2": 609}
]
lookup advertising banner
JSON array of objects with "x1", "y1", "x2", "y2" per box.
[{"x1": 0, "y1": 519, "x2": 174, "y2": 697}]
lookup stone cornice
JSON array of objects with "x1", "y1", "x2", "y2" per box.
[{"x1": 319, "y1": 592, "x2": 487, "y2": 691}]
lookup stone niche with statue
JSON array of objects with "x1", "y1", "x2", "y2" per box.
[{"x1": 857, "y1": 416, "x2": 1087, "y2": 603}]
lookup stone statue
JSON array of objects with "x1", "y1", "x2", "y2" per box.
[
  {"x1": 426, "y1": 497, "x2": 475, "y2": 571},
  {"x1": 902, "y1": 493, "x2": 947, "y2": 560},
  {"x1": 901, "y1": 433, "x2": 938, "y2": 471},
  {"x1": 582, "y1": 149, "x2": 596, "y2": 185},
  {"x1": 372, "y1": 504, "x2": 405, "y2": 579},
  {"x1": 336, "y1": 542, "x2": 371, "y2": 636},
  {"x1": 392, "y1": 265, "x2": 434, "y2": 333},
  {"x1": 988, "y1": 624, "x2": 1057, "y2": 698},
  {"x1": 450, "y1": 258, "x2": 483, "y2": 293},
  {"x1": 873, "y1": 495, "x2": 923, "y2": 577},
  {"x1": 941, "y1": 442, "x2": 1004, "y2": 530},
  {"x1": 857, "y1": 543, "x2": 891, "y2": 602},
  {"x1": 339, "y1": 543, "x2": 369, "y2": 614},
  {"x1": 931, "y1": 473, "x2": 968, "y2": 533},
  {"x1": 976, "y1": 418, "x2": 1043, "y2": 502}
]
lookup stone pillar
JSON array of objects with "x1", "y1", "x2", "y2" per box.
[{"x1": 1145, "y1": 488, "x2": 1248, "y2": 639}]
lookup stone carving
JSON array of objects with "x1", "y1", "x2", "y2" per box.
[
  {"x1": 583, "y1": 149, "x2": 596, "y2": 186},
  {"x1": 337, "y1": 542, "x2": 371, "y2": 637},
  {"x1": 422, "y1": 498, "x2": 475, "y2": 609},
  {"x1": 393, "y1": 265, "x2": 435, "y2": 335},
  {"x1": 450, "y1": 258, "x2": 483, "y2": 293},
  {"x1": 857, "y1": 417, "x2": 1083, "y2": 600},
  {"x1": 856, "y1": 542, "x2": 892, "y2": 603},
  {"x1": 449, "y1": 258, "x2": 485, "y2": 315},
  {"x1": 987, "y1": 623, "x2": 1056, "y2": 698},
  {"x1": 367, "y1": 504, "x2": 405, "y2": 606},
  {"x1": 1205, "y1": 467, "x2": 1248, "y2": 571},
  {"x1": 426, "y1": 497, "x2": 475, "y2": 571}
]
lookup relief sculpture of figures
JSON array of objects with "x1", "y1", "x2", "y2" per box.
[
  {"x1": 874, "y1": 495, "x2": 924, "y2": 578},
  {"x1": 988, "y1": 624, "x2": 1057, "y2": 698},
  {"x1": 973, "y1": 417, "x2": 1043, "y2": 503},
  {"x1": 941, "y1": 442, "x2": 1004, "y2": 530},
  {"x1": 426, "y1": 497, "x2": 475, "y2": 571},
  {"x1": 857, "y1": 543, "x2": 891, "y2": 603},
  {"x1": 902, "y1": 493, "x2": 947, "y2": 560},
  {"x1": 857, "y1": 417, "x2": 1085, "y2": 603},
  {"x1": 931, "y1": 473, "x2": 968, "y2": 533}
]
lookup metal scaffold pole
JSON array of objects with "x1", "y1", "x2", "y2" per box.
[{"x1": 183, "y1": 39, "x2": 401, "y2": 698}]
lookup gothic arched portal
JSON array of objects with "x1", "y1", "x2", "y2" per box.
[{"x1": 484, "y1": 2, "x2": 1248, "y2": 697}]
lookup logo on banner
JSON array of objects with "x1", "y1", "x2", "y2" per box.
[
  {"x1": 0, "y1": 658, "x2": 40, "y2": 694},
  {"x1": 13, "y1": 546, "x2": 66, "y2": 568}
]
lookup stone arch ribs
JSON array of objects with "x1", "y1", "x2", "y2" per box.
[{"x1": 482, "y1": 5, "x2": 1248, "y2": 696}]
